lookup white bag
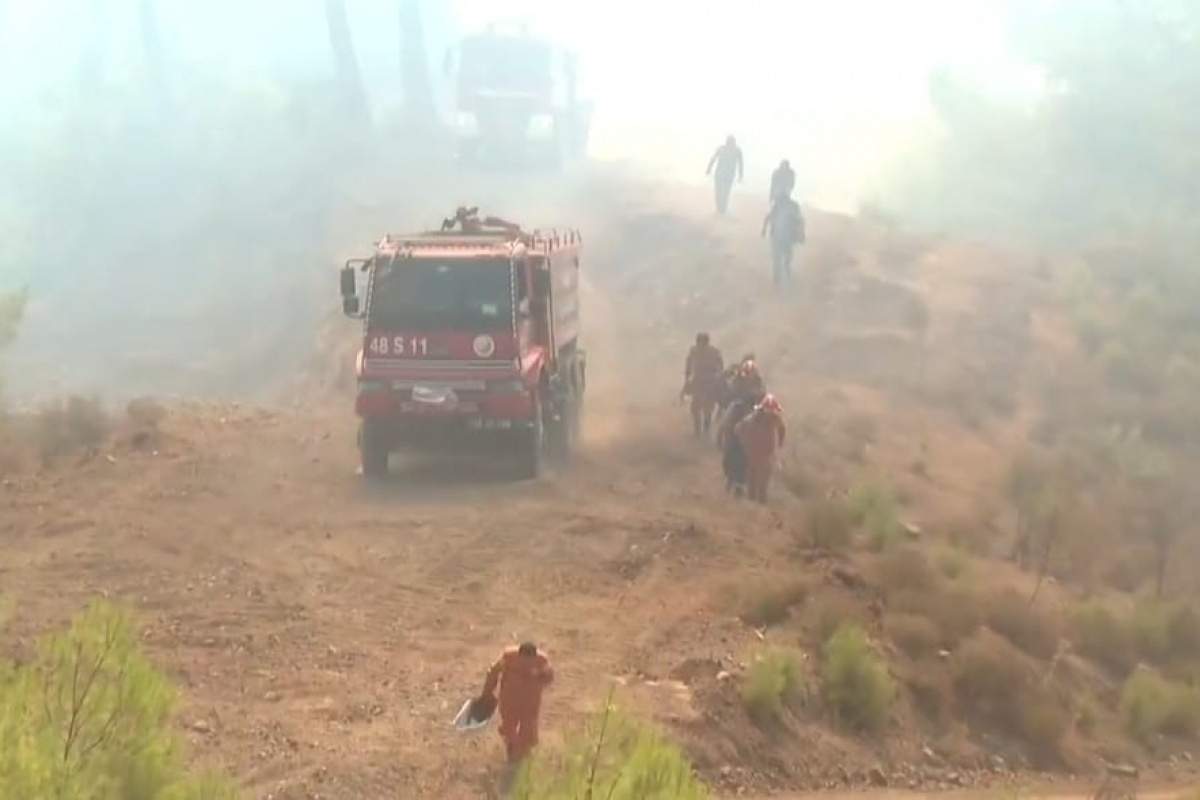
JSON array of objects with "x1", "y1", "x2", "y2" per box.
[{"x1": 452, "y1": 697, "x2": 492, "y2": 732}]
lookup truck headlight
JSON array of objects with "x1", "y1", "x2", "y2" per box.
[{"x1": 527, "y1": 113, "x2": 554, "y2": 139}]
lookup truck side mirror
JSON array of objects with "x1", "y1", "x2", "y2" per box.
[{"x1": 340, "y1": 265, "x2": 359, "y2": 316}]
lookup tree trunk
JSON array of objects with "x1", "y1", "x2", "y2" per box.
[
  {"x1": 78, "y1": 0, "x2": 108, "y2": 98},
  {"x1": 139, "y1": 0, "x2": 169, "y2": 110},
  {"x1": 398, "y1": 0, "x2": 436, "y2": 132},
  {"x1": 325, "y1": 0, "x2": 369, "y2": 122}
]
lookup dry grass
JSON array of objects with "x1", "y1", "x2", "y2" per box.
[
  {"x1": 890, "y1": 585, "x2": 981, "y2": 648},
  {"x1": 734, "y1": 580, "x2": 807, "y2": 628},
  {"x1": 806, "y1": 498, "x2": 853, "y2": 551},
  {"x1": 985, "y1": 589, "x2": 1061, "y2": 660},
  {"x1": 886, "y1": 613, "x2": 941, "y2": 659},
  {"x1": 877, "y1": 547, "x2": 938, "y2": 595}
]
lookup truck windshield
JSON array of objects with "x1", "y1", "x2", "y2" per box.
[
  {"x1": 369, "y1": 258, "x2": 513, "y2": 331},
  {"x1": 460, "y1": 37, "x2": 551, "y2": 94}
]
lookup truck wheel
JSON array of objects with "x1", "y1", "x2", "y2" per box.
[
  {"x1": 517, "y1": 395, "x2": 544, "y2": 480},
  {"x1": 360, "y1": 420, "x2": 389, "y2": 479}
]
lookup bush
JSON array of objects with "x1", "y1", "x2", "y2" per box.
[
  {"x1": 807, "y1": 498, "x2": 853, "y2": 551},
  {"x1": 847, "y1": 479, "x2": 903, "y2": 551},
  {"x1": 954, "y1": 631, "x2": 1031, "y2": 714},
  {"x1": 735, "y1": 580, "x2": 807, "y2": 628},
  {"x1": 821, "y1": 624, "x2": 895, "y2": 732},
  {"x1": 954, "y1": 630, "x2": 1067, "y2": 756},
  {"x1": 741, "y1": 649, "x2": 804, "y2": 726},
  {"x1": 512, "y1": 705, "x2": 709, "y2": 799},
  {"x1": 809, "y1": 594, "x2": 869, "y2": 645},
  {"x1": 0, "y1": 600, "x2": 239, "y2": 799},
  {"x1": 937, "y1": 548, "x2": 969, "y2": 580},
  {"x1": 986, "y1": 589, "x2": 1061, "y2": 659},
  {"x1": 1132, "y1": 602, "x2": 1200, "y2": 665},
  {"x1": 891, "y1": 586, "x2": 981, "y2": 647},
  {"x1": 34, "y1": 395, "x2": 111, "y2": 462},
  {"x1": 887, "y1": 613, "x2": 941, "y2": 659},
  {"x1": 1072, "y1": 602, "x2": 1136, "y2": 674},
  {"x1": 1120, "y1": 669, "x2": 1200, "y2": 743},
  {"x1": 878, "y1": 547, "x2": 938, "y2": 595}
]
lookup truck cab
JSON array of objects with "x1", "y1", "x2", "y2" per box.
[
  {"x1": 339, "y1": 209, "x2": 585, "y2": 479},
  {"x1": 445, "y1": 24, "x2": 590, "y2": 168}
]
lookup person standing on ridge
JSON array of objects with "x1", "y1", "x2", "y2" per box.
[
  {"x1": 706, "y1": 135, "x2": 744, "y2": 215},
  {"x1": 479, "y1": 642, "x2": 554, "y2": 764},
  {"x1": 769, "y1": 159, "x2": 795, "y2": 203},
  {"x1": 762, "y1": 192, "x2": 805, "y2": 289},
  {"x1": 681, "y1": 332, "x2": 725, "y2": 437}
]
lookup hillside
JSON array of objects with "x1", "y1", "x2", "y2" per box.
[{"x1": 3, "y1": 167, "x2": 1199, "y2": 799}]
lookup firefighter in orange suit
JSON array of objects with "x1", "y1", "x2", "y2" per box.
[
  {"x1": 480, "y1": 642, "x2": 554, "y2": 763},
  {"x1": 734, "y1": 394, "x2": 787, "y2": 503}
]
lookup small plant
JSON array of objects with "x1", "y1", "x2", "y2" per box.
[
  {"x1": 986, "y1": 589, "x2": 1060, "y2": 659},
  {"x1": 1072, "y1": 602, "x2": 1136, "y2": 675},
  {"x1": 887, "y1": 613, "x2": 941, "y2": 659},
  {"x1": 1120, "y1": 669, "x2": 1200, "y2": 742},
  {"x1": 0, "y1": 601, "x2": 239, "y2": 798},
  {"x1": 821, "y1": 624, "x2": 894, "y2": 732},
  {"x1": 846, "y1": 478, "x2": 903, "y2": 551},
  {"x1": 807, "y1": 498, "x2": 853, "y2": 551},
  {"x1": 736, "y1": 580, "x2": 807, "y2": 628},
  {"x1": 741, "y1": 649, "x2": 804, "y2": 726},
  {"x1": 512, "y1": 699, "x2": 709, "y2": 799}
]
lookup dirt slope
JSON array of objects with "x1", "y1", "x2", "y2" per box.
[{"x1": 3, "y1": 170, "x2": 1190, "y2": 798}]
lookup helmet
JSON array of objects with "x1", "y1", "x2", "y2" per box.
[
  {"x1": 735, "y1": 360, "x2": 760, "y2": 381},
  {"x1": 756, "y1": 394, "x2": 783, "y2": 415}
]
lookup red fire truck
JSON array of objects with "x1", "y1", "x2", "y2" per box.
[{"x1": 339, "y1": 208, "x2": 585, "y2": 479}]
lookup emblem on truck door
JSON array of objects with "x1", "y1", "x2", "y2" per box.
[{"x1": 473, "y1": 334, "x2": 496, "y2": 358}]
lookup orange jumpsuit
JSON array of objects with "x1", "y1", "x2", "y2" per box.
[
  {"x1": 684, "y1": 344, "x2": 725, "y2": 435},
  {"x1": 734, "y1": 409, "x2": 787, "y2": 503},
  {"x1": 481, "y1": 647, "x2": 554, "y2": 763}
]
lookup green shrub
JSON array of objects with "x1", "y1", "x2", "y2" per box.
[
  {"x1": 807, "y1": 498, "x2": 853, "y2": 551},
  {"x1": 809, "y1": 594, "x2": 869, "y2": 645},
  {"x1": 1072, "y1": 602, "x2": 1136, "y2": 674},
  {"x1": 734, "y1": 580, "x2": 806, "y2": 628},
  {"x1": 821, "y1": 624, "x2": 894, "y2": 732},
  {"x1": 887, "y1": 613, "x2": 941, "y2": 659},
  {"x1": 986, "y1": 589, "x2": 1060, "y2": 659},
  {"x1": 1133, "y1": 602, "x2": 1200, "y2": 664},
  {"x1": 848, "y1": 480, "x2": 902, "y2": 551},
  {"x1": 1121, "y1": 669, "x2": 1200, "y2": 742},
  {"x1": 741, "y1": 649, "x2": 804, "y2": 726},
  {"x1": 0, "y1": 600, "x2": 239, "y2": 799},
  {"x1": 512, "y1": 705, "x2": 709, "y2": 799}
]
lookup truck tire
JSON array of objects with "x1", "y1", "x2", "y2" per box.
[
  {"x1": 517, "y1": 395, "x2": 544, "y2": 480},
  {"x1": 360, "y1": 419, "x2": 389, "y2": 479}
]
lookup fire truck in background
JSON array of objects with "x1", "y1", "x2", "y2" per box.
[
  {"x1": 339, "y1": 208, "x2": 586, "y2": 479},
  {"x1": 444, "y1": 23, "x2": 591, "y2": 168}
]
